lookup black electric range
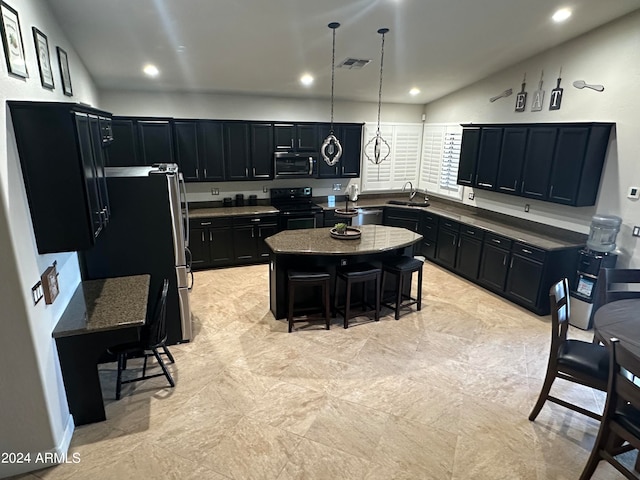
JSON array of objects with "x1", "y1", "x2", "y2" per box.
[{"x1": 271, "y1": 187, "x2": 324, "y2": 230}]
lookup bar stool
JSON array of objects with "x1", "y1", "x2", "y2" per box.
[
  {"x1": 287, "y1": 270, "x2": 331, "y2": 333},
  {"x1": 381, "y1": 256, "x2": 424, "y2": 320},
  {"x1": 334, "y1": 263, "x2": 381, "y2": 329}
]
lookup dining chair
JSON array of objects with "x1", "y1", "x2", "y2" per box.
[
  {"x1": 592, "y1": 268, "x2": 640, "y2": 344},
  {"x1": 107, "y1": 279, "x2": 176, "y2": 400},
  {"x1": 528, "y1": 278, "x2": 609, "y2": 422},
  {"x1": 579, "y1": 338, "x2": 640, "y2": 479}
]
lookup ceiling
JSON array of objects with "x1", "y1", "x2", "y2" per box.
[{"x1": 45, "y1": 0, "x2": 640, "y2": 105}]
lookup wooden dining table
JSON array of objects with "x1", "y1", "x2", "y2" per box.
[{"x1": 593, "y1": 298, "x2": 640, "y2": 356}]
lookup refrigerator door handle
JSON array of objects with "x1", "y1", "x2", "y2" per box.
[{"x1": 179, "y1": 172, "x2": 190, "y2": 248}]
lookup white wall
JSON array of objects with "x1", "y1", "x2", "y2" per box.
[
  {"x1": 0, "y1": 0, "x2": 99, "y2": 477},
  {"x1": 424, "y1": 11, "x2": 640, "y2": 267}
]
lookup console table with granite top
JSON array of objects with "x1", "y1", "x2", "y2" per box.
[
  {"x1": 264, "y1": 225, "x2": 422, "y2": 320},
  {"x1": 53, "y1": 274, "x2": 150, "y2": 425}
]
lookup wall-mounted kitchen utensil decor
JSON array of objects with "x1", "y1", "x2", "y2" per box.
[
  {"x1": 56, "y1": 46, "x2": 72, "y2": 96},
  {"x1": 572, "y1": 80, "x2": 605, "y2": 92},
  {"x1": 321, "y1": 22, "x2": 343, "y2": 167},
  {"x1": 0, "y1": 1, "x2": 28, "y2": 78},
  {"x1": 32, "y1": 27, "x2": 54, "y2": 89},
  {"x1": 549, "y1": 68, "x2": 563, "y2": 111},
  {"x1": 515, "y1": 74, "x2": 527, "y2": 112},
  {"x1": 489, "y1": 88, "x2": 512, "y2": 103},
  {"x1": 531, "y1": 71, "x2": 545, "y2": 112},
  {"x1": 364, "y1": 27, "x2": 391, "y2": 166}
]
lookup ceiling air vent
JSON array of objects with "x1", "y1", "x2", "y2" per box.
[{"x1": 337, "y1": 58, "x2": 371, "y2": 69}]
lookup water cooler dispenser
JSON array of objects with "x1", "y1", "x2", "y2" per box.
[{"x1": 569, "y1": 214, "x2": 622, "y2": 329}]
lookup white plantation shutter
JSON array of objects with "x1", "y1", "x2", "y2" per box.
[
  {"x1": 361, "y1": 123, "x2": 423, "y2": 191},
  {"x1": 418, "y1": 123, "x2": 463, "y2": 200}
]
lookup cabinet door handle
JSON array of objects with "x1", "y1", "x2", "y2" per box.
[
  {"x1": 549, "y1": 185, "x2": 554, "y2": 197},
  {"x1": 492, "y1": 239, "x2": 501, "y2": 244},
  {"x1": 521, "y1": 181, "x2": 525, "y2": 193},
  {"x1": 200, "y1": 221, "x2": 212, "y2": 226},
  {"x1": 195, "y1": 168, "x2": 199, "y2": 178},
  {"x1": 291, "y1": 139, "x2": 294, "y2": 149},
  {"x1": 298, "y1": 138, "x2": 302, "y2": 148},
  {"x1": 209, "y1": 232, "x2": 212, "y2": 242},
  {"x1": 503, "y1": 255, "x2": 507, "y2": 266},
  {"x1": 201, "y1": 231, "x2": 205, "y2": 242},
  {"x1": 258, "y1": 229, "x2": 262, "y2": 238},
  {"x1": 252, "y1": 167, "x2": 256, "y2": 177},
  {"x1": 466, "y1": 230, "x2": 475, "y2": 235},
  {"x1": 245, "y1": 168, "x2": 249, "y2": 177},
  {"x1": 510, "y1": 257, "x2": 514, "y2": 268},
  {"x1": 457, "y1": 238, "x2": 461, "y2": 247},
  {"x1": 204, "y1": 168, "x2": 207, "y2": 178},
  {"x1": 341, "y1": 166, "x2": 345, "y2": 175},
  {"x1": 251, "y1": 218, "x2": 261, "y2": 222},
  {"x1": 452, "y1": 235, "x2": 456, "y2": 246},
  {"x1": 513, "y1": 180, "x2": 517, "y2": 190},
  {"x1": 478, "y1": 182, "x2": 492, "y2": 187},
  {"x1": 475, "y1": 174, "x2": 478, "y2": 184},
  {"x1": 251, "y1": 229, "x2": 255, "y2": 238},
  {"x1": 522, "y1": 248, "x2": 532, "y2": 254}
]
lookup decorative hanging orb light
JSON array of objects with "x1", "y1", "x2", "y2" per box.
[
  {"x1": 321, "y1": 22, "x2": 343, "y2": 167},
  {"x1": 365, "y1": 27, "x2": 391, "y2": 165}
]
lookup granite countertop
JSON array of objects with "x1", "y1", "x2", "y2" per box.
[
  {"x1": 53, "y1": 275, "x2": 150, "y2": 338},
  {"x1": 265, "y1": 225, "x2": 422, "y2": 256},
  {"x1": 190, "y1": 205, "x2": 279, "y2": 218},
  {"x1": 318, "y1": 195, "x2": 587, "y2": 251}
]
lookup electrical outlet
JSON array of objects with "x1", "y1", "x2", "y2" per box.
[
  {"x1": 468, "y1": 192, "x2": 475, "y2": 200},
  {"x1": 31, "y1": 281, "x2": 43, "y2": 305},
  {"x1": 263, "y1": 186, "x2": 269, "y2": 193},
  {"x1": 524, "y1": 204, "x2": 530, "y2": 212},
  {"x1": 211, "y1": 188, "x2": 219, "y2": 195},
  {"x1": 633, "y1": 226, "x2": 640, "y2": 237},
  {"x1": 333, "y1": 183, "x2": 342, "y2": 191}
]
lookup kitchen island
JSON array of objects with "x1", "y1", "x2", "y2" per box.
[{"x1": 265, "y1": 225, "x2": 422, "y2": 319}]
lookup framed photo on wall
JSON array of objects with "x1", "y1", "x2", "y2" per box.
[
  {"x1": 56, "y1": 46, "x2": 72, "y2": 96},
  {"x1": 0, "y1": 2, "x2": 28, "y2": 78},
  {"x1": 32, "y1": 27, "x2": 54, "y2": 89}
]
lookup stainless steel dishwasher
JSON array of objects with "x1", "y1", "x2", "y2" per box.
[{"x1": 352, "y1": 208, "x2": 384, "y2": 226}]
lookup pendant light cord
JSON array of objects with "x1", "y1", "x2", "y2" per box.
[
  {"x1": 376, "y1": 29, "x2": 387, "y2": 136},
  {"x1": 330, "y1": 26, "x2": 336, "y2": 133}
]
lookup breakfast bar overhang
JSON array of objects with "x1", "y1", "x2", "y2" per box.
[{"x1": 265, "y1": 225, "x2": 423, "y2": 320}]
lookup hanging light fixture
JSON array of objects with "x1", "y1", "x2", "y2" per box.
[
  {"x1": 365, "y1": 27, "x2": 391, "y2": 165},
  {"x1": 321, "y1": 22, "x2": 343, "y2": 167}
]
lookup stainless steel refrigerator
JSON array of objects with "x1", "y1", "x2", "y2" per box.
[{"x1": 79, "y1": 164, "x2": 192, "y2": 344}]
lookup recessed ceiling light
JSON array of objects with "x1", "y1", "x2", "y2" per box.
[
  {"x1": 143, "y1": 64, "x2": 159, "y2": 77},
  {"x1": 300, "y1": 73, "x2": 314, "y2": 86},
  {"x1": 409, "y1": 88, "x2": 421, "y2": 96},
  {"x1": 552, "y1": 8, "x2": 572, "y2": 23}
]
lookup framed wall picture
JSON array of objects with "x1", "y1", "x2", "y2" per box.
[
  {"x1": 0, "y1": 2, "x2": 28, "y2": 78},
  {"x1": 32, "y1": 27, "x2": 53, "y2": 89},
  {"x1": 56, "y1": 46, "x2": 72, "y2": 96}
]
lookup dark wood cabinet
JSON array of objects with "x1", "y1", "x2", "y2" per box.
[
  {"x1": 224, "y1": 122, "x2": 251, "y2": 180},
  {"x1": 459, "y1": 122, "x2": 613, "y2": 206},
  {"x1": 274, "y1": 124, "x2": 317, "y2": 151},
  {"x1": 474, "y1": 127, "x2": 503, "y2": 190},
  {"x1": 419, "y1": 211, "x2": 439, "y2": 260},
  {"x1": 455, "y1": 226, "x2": 484, "y2": 280},
  {"x1": 383, "y1": 208, "x2": 421, "y2": 232},
  {"x1": 505, "y1": 243, "x2": 545, "y2": 308},
  {"x1": 233, "y1": 215, "x2": 279, "y2": 264},
  {"x1": 520, "y1": 127, "x2": 557, "y2": 200},
  {"x1": 9, "y1": 101, "x2": 112, "y2": 253},
  {"x1": 107, "y1": 117, "x2": 173, "y2": 167},
  {"x1": 250, "y1": 123, "x2": 274, "y2": 179},
  {"x1": 456, "y1": 127, "x2": 480, "y2": 186},
  {"x1": 317, "y1": 123, "x2": 363, "y2": 178},
  {"x1": 478, "y1": 234, "x2": 512, "y2": 292},
  {"x1": 174, "y1": 120, "x2": 226, "y2": 182},
  {"x1": 435, "y1": 219, "x2": 459, "y2": 268},
  {"x1": 496, "y1": 127, "x2": 528, "y2": 194},
  {"x1": 189, "y1": 218, "x2": 234, "y2": 268}
]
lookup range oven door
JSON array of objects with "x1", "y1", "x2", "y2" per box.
[{"x1": 280, "y1": 211, "x2": 323, "y2": 230}]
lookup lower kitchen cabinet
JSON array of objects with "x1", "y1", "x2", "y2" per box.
[
  {"x1": 383, "y1": 208, "x2": 420, "y2": 232},
  {"x1": 455, "y1": 226, "x2": 484, "y2": 280},
  {"x1": 233, "y1": 215, "x2": 279, "y2": 264},
  {"x1": 435, "y1": 219, "x2": 459, "y2": 268},
  {"x1": 419, "y1": 211, "x2": 439, "y2": 260},
  {"x1": 477, "y1": 233, "x2": 512, "y2": 292},
  {"x1": 190, "y1": 218, "x2": 234, "y2": 269},
  {"x1": 505, "y1": 249, "x2": 544, "y2": 308}
]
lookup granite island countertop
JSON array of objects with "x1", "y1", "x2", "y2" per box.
[
  {"x1": 52, "y1": 275, "x2": 150, "y2": 338},
  {"x1": 265, "y1": 225, "x2": 422, "y2": 256}
]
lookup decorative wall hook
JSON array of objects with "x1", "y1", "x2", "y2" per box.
[{"x1": 572, "y1": 80, "x2": 605, "y2": 92}]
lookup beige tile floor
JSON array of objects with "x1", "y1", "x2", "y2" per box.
[{"x1": 11, "y1": 262, "x2": 635, "y2": 480}]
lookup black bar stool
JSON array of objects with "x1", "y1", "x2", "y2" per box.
[
  {"x1": 381, "y1": 256, "x2": 424, "y2": 320},
  {"x1": 287, "y1": 270, "x2": 331, "y2": 333},
  {"x1": 334, "y1": 263, "x2": 381, "y2": 329}
]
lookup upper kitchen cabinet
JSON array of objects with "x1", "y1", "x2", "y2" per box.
[
  {"x1": 107, "y1": 116, "x2": 174, "y2": 166},
  {"x1": 456, "y1": 127, "x2": 480, "y2": 186},
  {"x1": 317, "y1": 123, "x2": 363, "y2": 178},
  {"x1": 250, "y1": 123, "x2": 274, "y2": 179},
  {"x1": 9, "y1": 101, "x2": 111, "y2": 253},
  {"x1": 174, "y1": 120, "x2": 225, "y2": 182},
  {"x1": 458, "y1": 122, "x2": 614, "y2": 207},
  {"x1": 274, "y1": 123, "x2": 317, "y2": 151}
]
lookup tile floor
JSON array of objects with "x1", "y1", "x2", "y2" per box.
[{"x1": 10, "y1": 262, "x2": 635, "y2": 479}]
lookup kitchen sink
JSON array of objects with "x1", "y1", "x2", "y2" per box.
[{"x1": 387, "y1": 200, "x2": 430, "y2": 207}]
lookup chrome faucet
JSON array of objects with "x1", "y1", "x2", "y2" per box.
[{"x1": 402, "y1": 181, "x2": 416, "y2": 200}]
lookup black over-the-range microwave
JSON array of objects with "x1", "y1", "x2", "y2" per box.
[{"x1": 274, "y1": 151, "x2": 318, "y2": 178}]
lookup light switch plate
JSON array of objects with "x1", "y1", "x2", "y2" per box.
[
  {"x1": 633, "y1": 226, "x2": 640, "y2": 237},
  {"x1": 628, "y1": 186, "x2": 640, "y2": 199},
  {"x1": 31, "y1": 281, "x2": 43, "y2": 305}
]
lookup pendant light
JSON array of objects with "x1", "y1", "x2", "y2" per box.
[
  {"x1": 321, "y1": 22, "x2": 343, "y2": 167},
  {"x1": 365, "y1": 28, "x2": 391, "y2": 165}
]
